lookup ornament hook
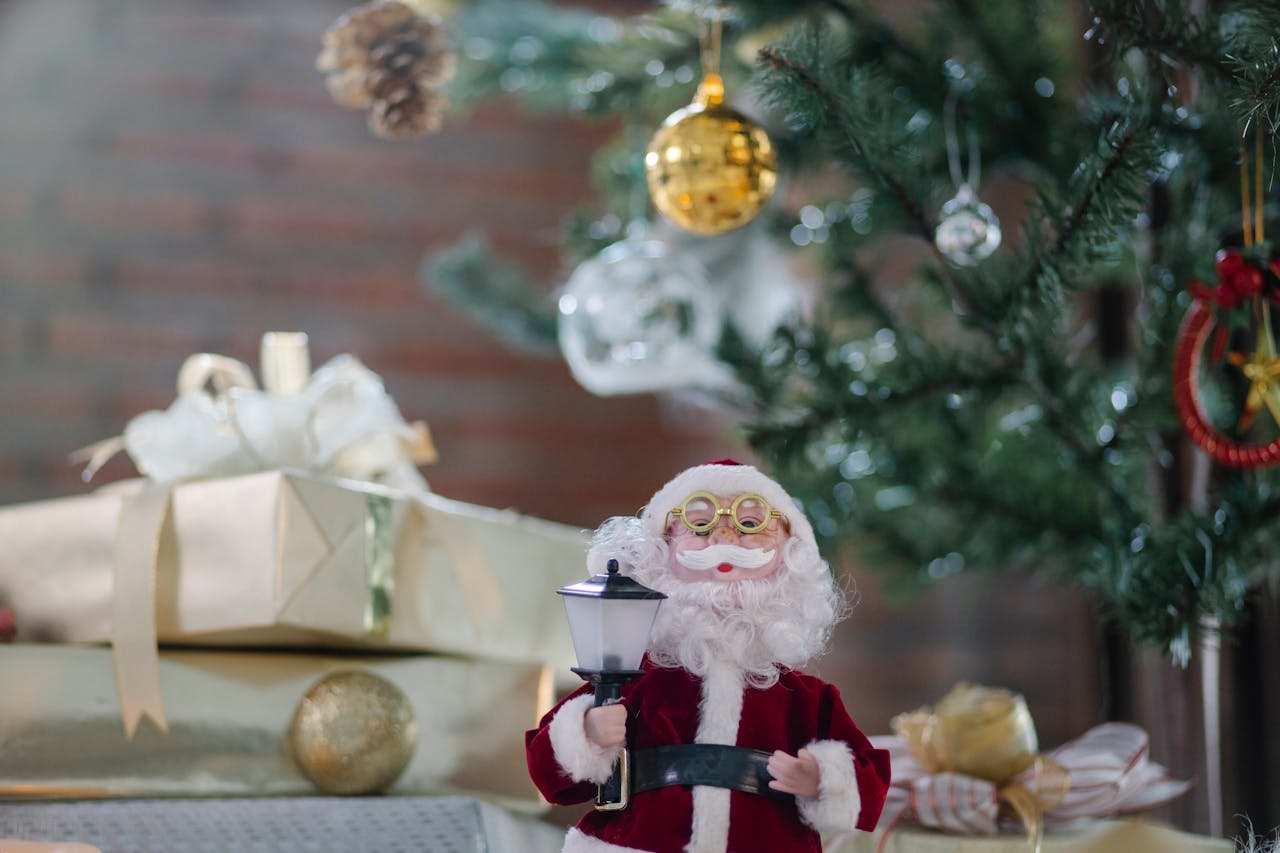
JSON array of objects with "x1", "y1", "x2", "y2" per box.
[{"x1": 694, "y1": 6, "x2": 725, "y2": 106}]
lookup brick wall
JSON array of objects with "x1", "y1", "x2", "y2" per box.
[
  {"x1": 0, "y1": 0, "x2": 744, "y2": 520},
  {"x1": 0, "y1": 0, "x2": 1109, "y2": 811}
]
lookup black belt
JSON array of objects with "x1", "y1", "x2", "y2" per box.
[{"x1": 631, "y1": 744, "x2": 794, "y2": 801}]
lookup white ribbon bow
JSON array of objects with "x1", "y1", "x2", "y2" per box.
[{"x1": 78, "y1": 352, "x2": 435, "y2": 492}]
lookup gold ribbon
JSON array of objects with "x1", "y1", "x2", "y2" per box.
[
  {"x1": 364, "y1": 494, "x2": 395, "y2": 637},
  {"x1": 889, "y1": 683, "x2": 1070, "y2": 853},
  {"x1": 417, "y1": 500, "x2": 505, "y2": 635},
  {"x1": 999, "y1": 783, "x2": 1044, "y2": 853},
  {"x1": 111, "y1": 483, "x2": 174, "y2": 739}
]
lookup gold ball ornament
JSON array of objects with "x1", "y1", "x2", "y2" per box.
[
  {"x1": 645, "y1": 74, "x2": 777, "y2": 236},
  {"x1": 287, "y1": 669, "x2": 418, "y2": 795}
]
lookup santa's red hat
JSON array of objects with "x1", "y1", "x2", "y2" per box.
[{"x1": 640, "y1": 459, "x2": 816, "y2": 546}]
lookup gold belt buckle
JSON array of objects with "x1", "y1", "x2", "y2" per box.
[{"x1": 594, "y1": 747, "x2": 630, "y2": 811}]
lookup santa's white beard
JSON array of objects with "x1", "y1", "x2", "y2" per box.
[
  {"x1": 645, "y1": 537, "x2": 844, "y2": 689},
  {"x1": 586, "y1": 515, "x2": 848, "y2": 688}
]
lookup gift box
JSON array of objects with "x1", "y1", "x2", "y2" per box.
[
  {"x1": 0, "y1": 469, "x2": 585, "y2": 663},
  {"x1": 860, "y1": 683, "x2": 1216, "y2": 853},
  {"x1": 0, "y1": 469, "x2": 586, "y2": 732},
  {"x1": 0, "y1": 796, "x2": 568, "y2": 853},
  {"x1": 831, "y1": 819, "x2": 1232, "y2": 852},
  {"x1": 0, "y1": 645, "x2": 552, "y2": 810}
]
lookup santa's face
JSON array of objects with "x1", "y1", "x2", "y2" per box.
[{"x1": 664, "y1": 491, "x2": 789, "y2": 583}]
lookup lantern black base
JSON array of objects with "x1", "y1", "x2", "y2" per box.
[{"x1": 570, "y1": 668, "x2": 645, "y2": 707}]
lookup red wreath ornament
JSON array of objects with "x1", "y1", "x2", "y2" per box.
[{"x1": 1173, "y1": 249, "x2": 1280, "y2": 468}]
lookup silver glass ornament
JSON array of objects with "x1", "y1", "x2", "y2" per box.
[
  {"x1": 557, "y1": 230, "x2": 727, "y2": 396},
  {"x1": 935, "y1": 184, "x2": 1002, "y2": 266}
]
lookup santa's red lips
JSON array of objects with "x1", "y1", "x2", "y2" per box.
[{"x1": 716, "y1": 563, "x2": 734, "y2": 573}]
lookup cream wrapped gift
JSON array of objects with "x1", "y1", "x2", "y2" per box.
[
  {"x1": 0, "y1": 333, "x2": 588, "y2": 735},
  {"x1": 0, "y1": 470, "x2": 586, "y2": 734},
  {"x1": 0, "y1": 469, "x2": 586, "y2": 655},
  {"x1": 0, "y1": 645, "x2": 552, "y2": 811}
]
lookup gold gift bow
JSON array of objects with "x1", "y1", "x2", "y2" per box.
[
  {"x1": 76, "y1": 343, "x2": 451, "y2": 737},
  {"x1": 879, "y1": 685, "x2": 1070, "y2": 853}
]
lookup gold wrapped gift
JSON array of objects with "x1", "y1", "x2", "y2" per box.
[
  {"x1": 0, "y1": 470, "x2": 586, "y2": 733},
  {"x1": 832, "y1": 819, "x2": 1231, "y2": 852},
  {"x1": 0, "y1": 645, "x2": 552, "y2": 811}
]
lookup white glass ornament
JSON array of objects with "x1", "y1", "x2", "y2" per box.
[
  {"x1": 935, "y1": 183, "x2": 1002, "y2": 266},
  {"x1": 935, "y1": 88, "x2": 1001, "y2": 267},
  {"x1": 661, "y1": 219, "x2": 800, "y2": 348},
  {"x1": 557, "y1": 230, "x2": 727, "y2": 396}
]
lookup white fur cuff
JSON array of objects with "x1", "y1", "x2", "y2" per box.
[
  {"x1": 795, "y1": 739, "x2": 861, "y2": 835},
  {"x1": 548, "y1": 694, "x2": 622, "y2": 785},
  {"x1": 561, "y1": 827, "x2": 647, "y2": 853}
]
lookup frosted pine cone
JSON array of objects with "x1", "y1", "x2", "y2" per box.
[
  {"x1": 370, "y1": 85, "x2": 447, "y2": 139},
  {"x1": 317, "y1": 0, "x2": 455, "y2": 140}
]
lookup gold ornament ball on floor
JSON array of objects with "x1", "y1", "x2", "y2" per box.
[
  {"x1": 288, "y1": 669, "x2": 418, "y2": 795},
  {"x1": 645, "y1": 74, "x2": 777, "y2": 236}
]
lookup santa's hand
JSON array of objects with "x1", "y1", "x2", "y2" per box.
[
  {"x1": 583, "y1": 704, "x2": 627, "y2": 749},
  {"x1": 766, "y1": 748, "x2": 821, "y2": 798}
]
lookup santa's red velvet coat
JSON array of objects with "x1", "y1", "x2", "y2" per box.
[{"x1": 526, "y1": 659, "x2": 891, "y2": 853}]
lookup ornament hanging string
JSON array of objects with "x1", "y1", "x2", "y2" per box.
[
  {"x1": 697, "y1": 8, "x2": 723, "y2": 81},
  {"x1": 693, "y1": 5, "x2": 725, "y2": 106},
  {"x1": 944, "y1": 89, "x2": 981, "y2": 192},
  {"x1": 1239, "y1": 123, "x2": 1265, "y2": 249}
]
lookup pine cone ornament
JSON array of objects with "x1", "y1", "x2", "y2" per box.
[{"x1": 317, "y1": 0, "x2": 455, "y2": 140}]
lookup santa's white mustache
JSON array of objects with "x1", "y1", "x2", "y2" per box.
[{"x1": 674, "y1": 543, "x2": 775, "y2": 571}]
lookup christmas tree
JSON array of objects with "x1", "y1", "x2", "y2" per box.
[{"x1": 426, "y1": 0, "x2": 1280, "y2": 665}]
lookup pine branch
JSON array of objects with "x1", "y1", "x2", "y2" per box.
[
  {"x1": 421, "y1": 235, "x2": 559, "y2": 355},
  {"x1": 818, "y1": 0, "x2": 927, "y2": 67},
  {"x1": 757, "y1": 41, "x2": 986, "y2": 316},
  {"x1": 939, "y1": 0, "x2": 1047, "y2": 128},
  {"x1": 1088, "y1": 0, "x2": 1232, "y2": 79},
  {"x1": 757, "y1": 46, "x2": 934, "y2": 240},
  {"x1": 1233, "y1": 43, "x2": 1280, "y2": 134},
  {"x1": 1023, "y1": 120, "x2": 1158, "y2": 298}
]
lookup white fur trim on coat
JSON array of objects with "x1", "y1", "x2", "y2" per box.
[
  {"x1": 641, "y1": 462, "x2": 816, "y2": 546},
  {"x1": 686, "y1": 662, "x2": 744, "y2": 853},
  {"x1": 561, "y1": 827, "x2": 646, "y2": 853},
  {"x1": 795, "y1": 739, "x2": 861, "y2": 835},
  {"x1": 549, "y1": 693, "x2": 622, "y2": 785}
]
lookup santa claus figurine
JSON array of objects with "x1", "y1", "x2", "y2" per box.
[{"x1": 526, "y1": 460, "x2": 891, "y2": 853}]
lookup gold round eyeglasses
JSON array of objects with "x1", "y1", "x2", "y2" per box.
[{"x1": 667, "y1": 491, "x2": 786, "y2": 534}]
